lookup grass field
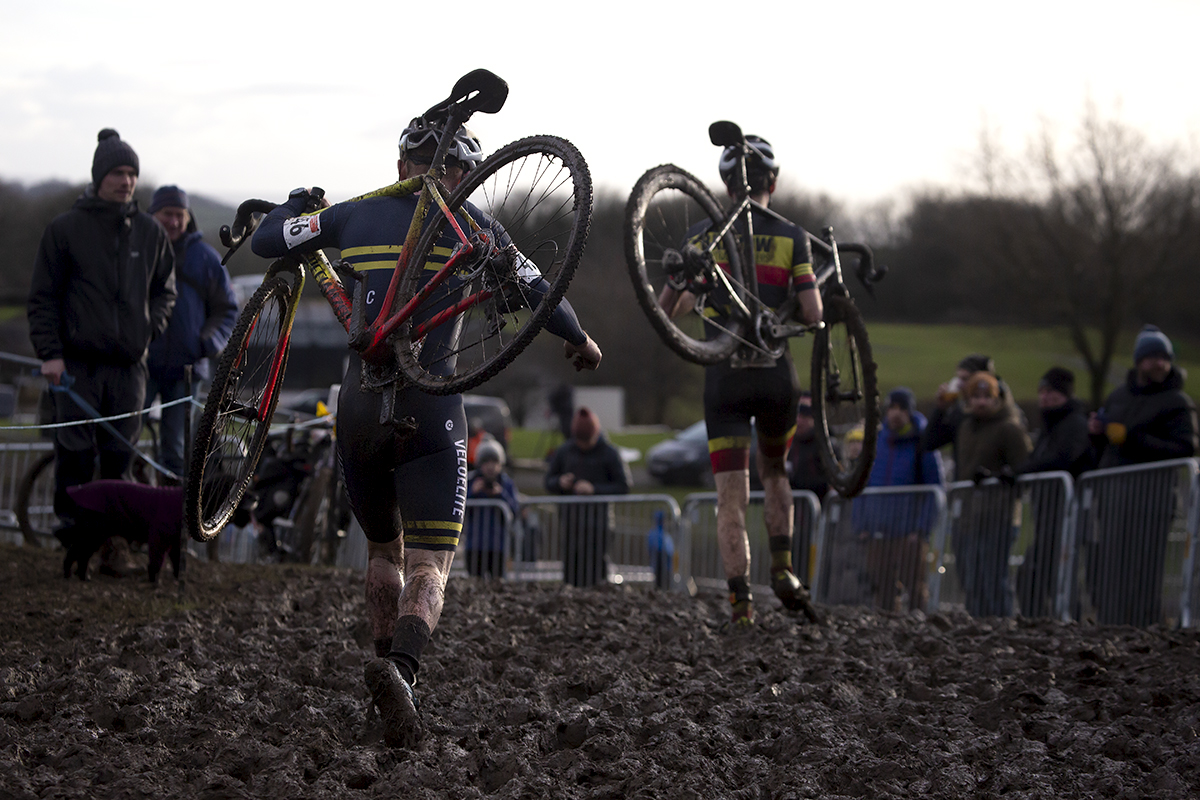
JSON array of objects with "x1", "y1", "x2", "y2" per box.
[
  {"x1": 507, "y1": 323, "x2": 1200, "y2": 458},
  {"x1": 792, "y1": 322, "x2": 1200, "y2": 407}
]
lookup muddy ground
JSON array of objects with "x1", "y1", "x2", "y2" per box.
[{"x1": 1, "y1": 542, "x2": 1198, "y2": 800}]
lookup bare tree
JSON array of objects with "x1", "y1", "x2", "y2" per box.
[{"x1": 979, "y1": 102, "x2": 1200, "y2": 406}]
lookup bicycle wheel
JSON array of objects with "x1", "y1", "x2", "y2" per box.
[
  {"x1": 394, "y1": 135, "x2": 592, "y2": 394},
  {"x1": 624, "y1": 164, "x2": 743, "y2": 365},
  {"x1": 185, "y1": 275, "x2": 293, "y2": 542},
  {"x1": 810, "y1": 293, "x2": 879, "y2": 498},
  {"x1": 16, "y1": 451, "x2": 57, "y2": 545}
]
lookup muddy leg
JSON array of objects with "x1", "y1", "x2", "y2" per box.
[{"x1": 366, "y1": 537, "x2": 404, "y2": 658}]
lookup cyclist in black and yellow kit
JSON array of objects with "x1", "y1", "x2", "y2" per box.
[
  {"x1": 252, "y1": 119, "x2": 601, "y2": 747},
  {"x1": 661, "y1": 135, "x2": 823, "y2": 626}
]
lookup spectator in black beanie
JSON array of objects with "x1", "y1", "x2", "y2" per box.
[
  {"x1": 1021, "y1": 367, "x2": 1094, "y2": 478},
  {"x1": 1015, "y1": 366, "x2": 1095, "y2": 617},
  {"x1": 28, "y1": 128, "x2": 176, "y2": 526},
  {"x1": 1085, "y1": 324, "x2": 1198, "y2": 625}
]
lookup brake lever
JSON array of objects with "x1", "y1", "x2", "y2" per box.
[{"x1": 220, "y1": 198, "x2": 280, "y2": 265}]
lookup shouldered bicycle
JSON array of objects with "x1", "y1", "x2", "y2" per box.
[
  {"x1": 624, "y1": 121, "x2": 886, "y2": 497},
  {"x1": 185, "y1": 69, "x2": 593, "y2": 542}
]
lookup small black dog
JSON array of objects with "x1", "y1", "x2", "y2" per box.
[
  {"x1": 56, "y1": 474, "x2": 256, "y2": 582},
  {"x1": 57, "y1": 481, "x2": 185, "y2": 583}
]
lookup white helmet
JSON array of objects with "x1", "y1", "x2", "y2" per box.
[
  {"x1": 398, "y1": 117, "x2": 483, "y2": 171},
  {"x1": 718, "y1": 134, "x2": 779, "y2": 188}
]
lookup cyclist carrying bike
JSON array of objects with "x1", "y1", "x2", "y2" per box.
[
  {"x1": 659, "y1": 135, "x2": 823, "y2": 626},
  {"x1": 251, "y1": 119, "x2": 602, "y2": 747}
]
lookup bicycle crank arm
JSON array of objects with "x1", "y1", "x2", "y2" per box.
[{"x1": 766, "y1": 321, "x2": 822, "y2": 339}]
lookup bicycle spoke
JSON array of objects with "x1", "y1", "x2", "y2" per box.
[
  {"x1": 396, "y1": 136, "x2": 591, "y2": 394},
  {"x1": 187, "y1": 275, "x2": 293, "y2": 541}
]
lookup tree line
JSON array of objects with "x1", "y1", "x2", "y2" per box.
[{"x1": 2, "y1": 106, "x2": 1196, "y2": 422}]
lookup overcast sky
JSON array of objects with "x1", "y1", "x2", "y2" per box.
[{"x1": 2, "y1": 0, "x2": 1197, "y2": 211}]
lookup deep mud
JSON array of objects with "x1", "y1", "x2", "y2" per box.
[{"x1": 1, "y1": 542, "x2": 1198, "y2": 800}]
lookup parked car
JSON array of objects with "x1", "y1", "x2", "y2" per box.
[
  {"x1": 645, "y1": 420, "x2": 762, "y2": 488},
  {"x1": 462, "y1": 394, "x2": 512, "y2": 455}
]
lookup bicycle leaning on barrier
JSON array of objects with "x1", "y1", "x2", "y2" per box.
[
  {"x1": 185, "y1": 69, "x2": 594, "y2": 543},
  {"x1": 624, "y1": 121, "x2": 886, "y2": 497}
]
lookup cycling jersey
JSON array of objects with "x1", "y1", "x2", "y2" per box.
[
  {"x1": 690, "y1": 206, "x2": 815, "y2": 473},
  {"x1": 686, "y1": 206, "x2": 815, "y2": 341}
]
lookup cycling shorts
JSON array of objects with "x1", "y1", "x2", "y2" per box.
[
  {"x1": 703, "y1": 357, "x2": 800, "y2": 474},
  {"x1": 336, "y1": 355, "x2": 467, "y2": 549}
]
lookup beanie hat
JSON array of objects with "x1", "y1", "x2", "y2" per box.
[
  {"x1": 91, "y1": 128, "x2": 139, "y2": 188},
  {"x1": 475, "y1": 439, "x2": 505, "y2": 467},
  {"x1": 844, "y1": 424, "x2": 865, "y2": 444},
  {"x1": 965, "y1": 371, "x2": 999, "y2": 399},
  {"x1": 1039, "y1": 366, "x2": 1075, "y2": 397},
  {"x1": 571, "y1": 407, "x2": 600, "y2": 443},
  {"x1": 886, "y1": 386, "x2": 916, "y2": 414},
  {"x1": 1133, "y1": 325, "x2": 1173, "y2": 363},
  {"x1": 149, "y1": 184, "x2": 189, "y2": 214},
  {"x1": 957, "y1": 353, "x2": 995, "y2": 374}
]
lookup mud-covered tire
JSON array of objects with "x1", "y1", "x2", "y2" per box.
[
  {"x1": 186, "y1": 275, "x2": 293, "y2": 542},
  {"x1": 395, "y1": 135, "x2": 592, "y2": 394},
  {"x1": 810, "y1": 293, "x2": 879, "y2": 498},
  {"x1": 624, "y1": 164, "x2": 743, "y2": 365}
]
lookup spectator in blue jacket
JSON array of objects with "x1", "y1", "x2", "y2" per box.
[
  {"x1": 146, "y1": 185, "x2": 238, "y2": 481},
  {"x1": 854, "y1": 387, "x2": 944, "y2": 611},
  {"x1": 464, "y1": 439, "x2": 520, "y2": 579}
]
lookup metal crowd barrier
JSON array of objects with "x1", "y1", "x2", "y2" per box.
[
  {"x1": 516, "y1": 494, "x2": 682, "y2": 588},
  {"x1": 1069, "y1": 459, "x2": 1197, "y2": 628},
  {"x1": 815, "y1": 485, "x2": 948, "y2": 613},
  {"x1": 680, "y1": 490, "x2": 821, "y2": 598},
  {"x1": 332, "y1": 494, "x2": 682, "y2": 590},
  {"x1": 938, "y1": 473, "x2": 1073, "y2": 619}
]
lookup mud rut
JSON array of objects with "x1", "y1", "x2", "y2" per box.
[{"x1": 1, "y1": 543, "x2": 1198, "y2": 800}]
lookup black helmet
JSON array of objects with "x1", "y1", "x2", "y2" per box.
[
  {"x1": 398, "y1": 117, "x2": 483, "y2": 170},
  {"x1": 718, "y1": 134, "x2": 779, "y2": 188}
]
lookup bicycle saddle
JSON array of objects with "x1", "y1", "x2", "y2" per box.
[
  {"x1": 424, "y1": 69, "x2": 509, "y2": 121},
  {"x1": 708, "y1": 120, "x2": 743, "y2": 148}
]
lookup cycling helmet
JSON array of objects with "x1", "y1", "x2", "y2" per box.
[
  {"x1": 718, "y1": 134, "x2": 779, "y2": 188},
  {"x1": 398, "y1": 117, "x2": 484, "y2": 171}
]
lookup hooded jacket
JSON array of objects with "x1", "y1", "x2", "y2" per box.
[
  {"x1": 853, "y1": 411, "x2": 944, "y2": 537},
  {"x1": 954, "y1": 401, "x2": 1032, "y2": 481},
  {"x1": 28, "y1": 190, "x2": 176, "y2": 365},
  {"x1": 147, "y1": 224, "x2": 237, "y2": 382},
  {"x1": 1094, "y1": 367, "x2": 1198, "y2": 468},
  {"x1": 1020, "y1": 399, "x2": 1095, "y2": 477}
]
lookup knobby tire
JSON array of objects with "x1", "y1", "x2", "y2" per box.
[
  {"x1": 185, "y1": 275, "x2": 293, "y2": 542},
  {"x1": 810, "y1": 293, "x2": 879, "y2": 498},
  {"x1": 624, "y1": 164, "x2": 743, "y2": 365},
  {"x1": 394, "y1": 135, "x2": 592, "y2": 394}
]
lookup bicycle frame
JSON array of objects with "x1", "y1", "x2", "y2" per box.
[{"x1": 224, "y1": 75, "x2": 512, "y2": 424}]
